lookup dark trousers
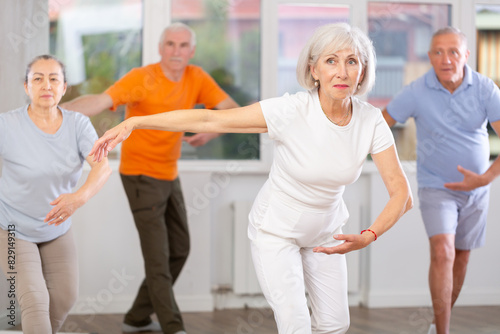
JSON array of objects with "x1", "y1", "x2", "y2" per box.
[{"x1": 120, "y1": 174, "x2": 190, "y2": 334}]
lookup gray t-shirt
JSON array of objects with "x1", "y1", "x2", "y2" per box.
[{"x1": 0, "y1": 106, "x2": 97, "y2": 242}]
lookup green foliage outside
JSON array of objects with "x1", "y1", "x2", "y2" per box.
[
  {"x1": 53, "y1": 0, "x2": 262, "y2": 160},
  {"x1": 181, "y1": 0, "x2": 261, "y2": 160},
  {"x1": 57, "y1": 31, "x2": 142, "y2": 138}
]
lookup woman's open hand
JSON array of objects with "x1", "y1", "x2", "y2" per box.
[
  {"x1": 89, "y1": 118, "x2": 135, "y2": 161},
  {"x1": 313, "y1": 233, "x2": 374, "y2": 255},
  {"x1": 45, "y1": 193, "x2": 83, "y2": 226}
]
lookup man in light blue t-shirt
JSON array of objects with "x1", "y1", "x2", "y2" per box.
[{"x1": 383, "y1": 27, "x2": 500, "y2": 334}]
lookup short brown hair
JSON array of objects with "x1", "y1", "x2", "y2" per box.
[{"x1": 25, "y1": 54, "x2": 67, "y2": 83}]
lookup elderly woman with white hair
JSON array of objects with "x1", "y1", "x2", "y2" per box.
[{"x1": 89, "y1": 23, "x2": 413, "y2": 333}]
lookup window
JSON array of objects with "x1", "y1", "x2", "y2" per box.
[
  {"x1": 47, "y1": 0, "x2": 473, "y2": 163},
  {"x1": 276, "y1": 4, "x2": 349, "y2": 96},
  {"x1": 172, "y1": 0, "x2": 261, "y2": 160},
  {"x1": 367, "y1": 2, "x2": 451, "y2": 160},
  {"x1": 49, "y1": 0, "x2": 143, "y2": 158},
  {"x1": 476, "y1": 4, "x2": 500, "y2": 157}
]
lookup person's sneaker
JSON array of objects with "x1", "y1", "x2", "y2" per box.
[
  {"x1": 427, "y1": 324, "x2": 436, "y2": 334},
  {"x1": 122, "y1": 321, "x2": 162, "y2": 332}
]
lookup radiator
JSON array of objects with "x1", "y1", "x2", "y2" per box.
[
  {"x1": 232, "y1": 201, "x2": 262, "y2": 295},
  {"x1": 344, "y1": 200, "x2": 361, "y2": 294}
]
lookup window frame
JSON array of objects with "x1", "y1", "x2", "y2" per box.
[
  {"x1": 143, "y1": 0, "x2": 470, "y2": 172},
  {"x1": 476, "y1": 0, "x2": 500, "y2": 70}
]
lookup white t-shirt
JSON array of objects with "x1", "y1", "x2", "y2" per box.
[{"x1": 248, "y1": 89, "x2": 394, "y2": 243}]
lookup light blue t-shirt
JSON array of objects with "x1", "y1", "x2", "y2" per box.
[
  {"x1": 0, "y1": 106, "x2": 97, "y2": 242},
  {"x1": 387, "y1": 64, "x2": 500, "y2": 194}
]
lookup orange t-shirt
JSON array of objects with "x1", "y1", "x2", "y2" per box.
[{"x1": 105, "y1": 63, "x2": 228, "y2": 180}]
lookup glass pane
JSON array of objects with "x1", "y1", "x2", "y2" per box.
[
  {"x1": 368, "y1": 3, "x2": 451, "y2": 160},
  {"x1": 477, "y1": 5, "x2": 500, "y2": 85},
  {"x1": 476, "y1": 4, "x2": 500, "y2": 157},
  {"x1": 50, "y1": 0, "x2": 143, "y2": 158},
  {"x1": 172, "y1": 0, "x2": 261, "y2": 160},
  {"x1": 277, "y1": 4, "x2": 349, "y2": 96}
]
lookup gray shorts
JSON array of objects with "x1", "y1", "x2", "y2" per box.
[{"x1": 418, "y1": 187, "x2": 489, "y2": 250}]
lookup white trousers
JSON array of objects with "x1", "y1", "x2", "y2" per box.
[{"x1": 250, "y1": 230, "x2": 350, "y2": 334}]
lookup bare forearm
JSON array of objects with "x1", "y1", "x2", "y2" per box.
[
  {"x1": 136, "y1": 97, "x2": 241, "y2": 135},
  {"x1": 89, "y1": 103, "x2": 267, "y2": 161},
  {"x1": 485, "y1": 121, "x2": 500, "y2": 185},
  {"x1": 483, "y1": 155, "x2": 500, "y2": 185},
  {"x1": 74, "y1": 159, "x2": 112, "y2": 205},
  {"x1": 312, "y1": 183, "x2": 412, "y2": 255},
  {"x1": 368, "y1": 186, "x2": 413, "y2": 238},
  {"x1": 368, "y1": 146, "x2": 413, "y2": 239},
  {"x1": 128, "y1": 104, "x2": 266, "y2": 134},
  {"x1": 130, "y1": 109, "x2": 210, "y2": 132}
]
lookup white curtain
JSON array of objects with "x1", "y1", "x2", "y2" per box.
[
  {"x1": 0, "y1": 0, "x2": 49, "y2": 114},
  {"x1": 0, "y1": 1, "x2": 49, "y2": 328},
  {"x1": 478, "y1": 30, "x2": 500, "y2": 86}
]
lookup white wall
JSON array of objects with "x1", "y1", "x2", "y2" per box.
[
  {"x1": 1, "y1": 157, "x2": 498, "y2": 328},
  {"x1": 68, "y1": 167, "x2": 216, "y2": 315},
  {"x1": 1, "y1": 0, "x2": 500, "y2": 325},
  {"x1": 0, "y1": 1, "x2": 48, "y2": 113},
  {"x1": 68, "y1": 0, "x2": 500, "y2": 313},
  {"x1": 0, "y1": 157, "x2": 498, "y2": 327},
  {"x1": 0, "y1": 1, "x2": 49, "y2": 328},
  {"x1": 65, "y1": 160, "x2": 500, "y2": 316},
  {"x1": 366, "y1": 162, "x2": 500, "y2": 308}
]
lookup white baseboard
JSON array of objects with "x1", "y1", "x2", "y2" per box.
[
  {"x1": 213, "y1": 293, "x2": 269, "y2": 310},
  {"x1": 70, "y1": 294, "x2": 134, "y2": 314},
  {"x1": 364, "y1": 290, "x2": 430, "y2": 308},
  {"x1": 69, "y1": 293, "x2": 214, "y2": 315},
  {"x1": 176, "y1": 294, "x2": 214, "y2": 312},
  {"x1": 454, "y1": 289, "x2": 500, "y2": 306},
  {"x1": 365, "y1": 289, "x2": 500, "y2": 308},
  {"x1": 210, "y1": 292, "x2": 360, "y2": 311}
]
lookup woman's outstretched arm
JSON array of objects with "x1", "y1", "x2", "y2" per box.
[{"x1": 89, "y1": 102, "x2": 267, "y2": 161}]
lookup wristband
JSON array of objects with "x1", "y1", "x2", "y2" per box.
[{"x1": 360, "y1": 229, "x2": 377, "y2": 241}]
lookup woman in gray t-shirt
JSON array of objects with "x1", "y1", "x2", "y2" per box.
[{"x1": 0, "y1": 55, "x2": 111, "y2": 333}]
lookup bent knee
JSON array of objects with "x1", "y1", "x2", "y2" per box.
[
  {"x1": 314, "y1": 320, "x2": 350, "y2": 334},
  {"x1": 58, "y1": 291, "x2": 78, "y2": 314},
  {"x1": 19, "y1": 290, "x2": 50, "y2": 321},
  {"x1": 274, "y1": 303, "x2": 311, "y2": 332},
  {"x1": 19, "y1": 289, "x2": 49, "y2": 308},
  {"x1": 314, "y1": 311, "x2": 350, "y2": 334},
  {"x1": 51, "y1": 283, "x2": 78, "y2": 313}
]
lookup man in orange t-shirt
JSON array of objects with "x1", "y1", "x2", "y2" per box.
[{"x1": 61, "y1": 22, "x2": 238, "y2": 334}]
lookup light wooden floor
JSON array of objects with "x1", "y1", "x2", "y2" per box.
[{"x1": 6, "y1": 305, "x2": 500, "y2": 333}]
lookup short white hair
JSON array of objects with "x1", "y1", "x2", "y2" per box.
[
  {"x1": 159, "y1": 22, "x2": 196, "y2": 49},
  {"x1": 430, "y1": 26, "x2": 468, "y2": 51},
  {"x1": 296, "y1": 23, "x2": 376, "y2": 96}
]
